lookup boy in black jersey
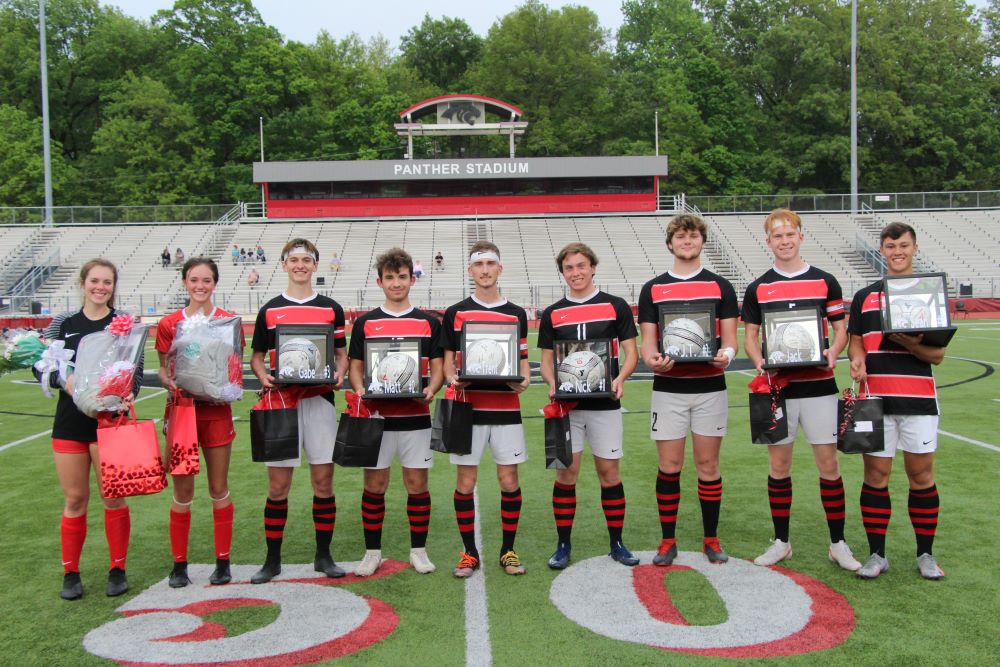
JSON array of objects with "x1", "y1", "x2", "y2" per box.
[
  {"x1": 849, "y1": 222, "x2": 946, "y2": 580},
  {"x1": 249, "y1": 239, "x2": 349, "y2": 584},
  {"x1": 539, "y1": 242, "x2": 639, "y2": 569}
]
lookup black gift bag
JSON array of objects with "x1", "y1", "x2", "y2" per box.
[
  {"x1": 749, "y1": 392, "x2": 788, "y2": 445},
  {"x1": 837, "y1": 386, "x2": 885, "y2": 454},
  {"x1": 249, "y1": 390, "x2": 300, "y2": 462},
  {"x1": 333, "y1": 392, "x2": 384, "y2": 467},
  {"x1": 431, "y1": 387, "x2": 473, "y2": 455},
  {"x1": 543, "y1": 401, "x2": 574, "y2": 469}
]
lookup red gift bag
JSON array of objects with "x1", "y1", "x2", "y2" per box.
[
  {"x1": 97, "y1": 409, "x2": 168, "y2": 499},
  {"x1": 166, "y1": 392, "x2": 200, "y2": 476}
]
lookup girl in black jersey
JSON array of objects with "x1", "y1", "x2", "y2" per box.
[{"x1": 37, "y1": 259, "x2": 140, "y2": 600}]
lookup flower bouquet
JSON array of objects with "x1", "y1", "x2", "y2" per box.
[
  {"x1": 0, "y1": 329, "x2": 46, "y2": 375},
  {"x1": 169, "y1": 313, "x2": 243, "y2": 402},
  {"x1": 73, "y1": 314, "x2": 149, "y2": 418}
]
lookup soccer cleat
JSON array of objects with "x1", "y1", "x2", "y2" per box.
[
  {"x1": 828, "y1": 540, "x2": 862, "y2": 571},
  {"x1": 354, "y1": 549, "x2": 383, "y2": 577},
  {"x1": 251, "y1": 561, "x2": 281, "y2": 584},
  {"x1": 499, "y1": 550, "x2": 526, "y2": 576},
  {"x1": 609, "y1": 541, "x2": 640, "y2": 566},
  {"x1": 409, "y1": 548, "x2": 436, "y2": 574},
  {"x1": 106, "y1": 567, "x2": 129, "y2": 597},
  {"x1": 453, "y1": 552, "x2": 481, "y2": 578},
  {"x1": 916, "y1": 553, "x2": 945, "y2": 580},
  {"x1": 168, "y1": 562, "x2": 191, "y2": 588},
  {"x1": 209, "y1": 559, "x2": 232, "y2": 585},
  {"x1": 314, "y1": 554, "x2": 346, "y2": 579},
  {"x1": 60, "y1": 572, "x2": 83, "y2": 600},
  {"x1": 547, "y1": 542, "x2": 572, "y2": 570},
  {"x1": 857, "y1": 553, "x2": 890, "y2": 579},
  {"x1": 754, "y1": 539, "x2": 792, "y2": 566},
  {"x1": 652, "y1": 539, "x2": 678, "y2": 566},
  {"x1": 703, "y1": 537, "x2": 730, "y2": 564}
]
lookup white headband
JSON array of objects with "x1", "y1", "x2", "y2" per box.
[
  {"x1": 468, "y1": 251, "x2": 501, "y2": 266},
  {"x1": 283, "y1": 245, "x2": 318, "y2": 261}
]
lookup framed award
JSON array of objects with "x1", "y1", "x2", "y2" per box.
[
  {"x1": 881, "y1": 272, "x2": 957, "y2": 347},
  {"x1": 552, "y1": 338, "x2": 613, "y2": 399},
  {"x1": 658, "y1": 303, "x2": 717, "y2": 363},
  {"x1": 761, "y1": 305, "x2": 827, "y2": 369},
  {"x1": 457, "y1": 320, "x2": 524, "y2": 383},
  {"x1": 361, "y1": 337, "x2": 425, "y2": 399},
  {"x1": 274, "y1": 324, "x2": 334, "y2": 385}
]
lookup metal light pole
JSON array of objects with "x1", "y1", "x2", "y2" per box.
[
  {"x1": 654, "y1": 110, "x2": 660, "y2": 156},
  {"x1": 850, "y1": 0, "x2": 858, "y2": 217},
  {"x1": 259, "y1": 116, "x2": 265, "y2": 214},
  {"x1": 39, "y1": 0, "x2": 54, "y2": 226}
]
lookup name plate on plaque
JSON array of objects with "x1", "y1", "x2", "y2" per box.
[
  {"x1": 457, "y1": 320, "x2": 524, "y2": 383},
  {"x1": 274, "y1": 324, "x2": 334, "y2": 385},
  {"x1": 553, "y1": 338, "x2": 613, "y2": 399},
  {"x1": 362, "y1": 337, "x2": 425, "y2": 399},
  {"x1": 761, "y1": 305, "x2": 826, "y2": 369},
  {"x1": 658, "y1": 303, "x2": 717, "y2": 363},
  {"x1": 882, "y1": 272, "x2": 957, "y2": 347}
]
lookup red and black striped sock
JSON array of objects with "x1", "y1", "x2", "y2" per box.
[
  {"x1": 169, "y1": 509, "x2": 191, "y2": 563},
  {"x1": 407, "y1": 492, "x2": 431, "y2": 549},
  {"x1": 263, "y1": 497, "x2": 288, "y2": 564},
  {"x1": 60, "y1": 513, "x2": 87, "y2": 574},
  {"x1": 500, "y1": 488, "x2": 522, "y2": 554},
  {"x1": 313, "y1": 495, "x2": 336, "y2": 555},
  {"x1": 212, "y1": 502, "x2": 234, "y2": 561},
  {"x1": 698, "y1": 477, "x2": 723, "y2": 538},
  {"x1": 552, "y1": 481, "x2": 576, "y2": 544},
  {"x1": 601, "y1": 482, "x2": 626, "y2": 544},
  {"x1": 820, "y1": 476, "x2": 847, "y2": 543},
  {"x1": 656, "y1": 470, "x2": 681, "y2": 539},
  {"x1": 767, "y1": 476, "x2": 792, "y2": 542},
  {"x1": 860, "y1": 483, "x2": 891, "y2": 557},
  {"x1": 361, "y1": 490, "x2": 385, "y2": 550},
  {"x1": 908, "y1": 485, "x2": 939, "y2": 556},
  {"x1": 454, "y1": 490, "x2": 478, "y2": 558},
  {"x1": 104, "y1": 506, "x2": 131, "y2": 571}
]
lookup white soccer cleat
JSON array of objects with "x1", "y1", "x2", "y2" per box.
[
  {"x1": 354, "y1": 549, "x2": 383, "y2": 577},
  {"x1": 753, "y1": 539, "x2": 793, "y2": 566},
  {"x1": 857, "y1": 553, "x2": 889, "y2": 579},
  {"x1": 829, "y1": 540, "x2": 862, "y2": 571},
  {"x1": 409, "y1": 548, "x2": 436, "y2": 574},
  {"x1": 916, "y1": 553, "x2": 945, "y2": 580}
]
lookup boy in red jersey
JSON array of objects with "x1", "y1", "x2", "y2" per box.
[
  {"x1": 248, "y1": 239, "x2": 349, "y2": 584},
  {"x1": 441, "y1": 241, "x2": 531, "y2": 578},
  {"x1": 348, "y1": 248, "x2": 444, "y2": 577},
  {"x1": 741, "y1": 209, "x2": 861, "y2": 571},
  {"x1": 638, "y1": 214, "x2": 739, "y2": 566},
  {"x1": 848, "y1": 222, "x2": 946, "y2": 580}
]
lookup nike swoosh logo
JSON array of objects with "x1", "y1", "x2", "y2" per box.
[
  {"x1": 922, "y1": 440, "x2": 932, "y2": 445},
  {"x1": 65, "y1": 333, "x2": 80, "y2": 338},
  {"x1": 767, "y1": 290, "x2": 778, "y2": 295},
  {"x1": 375, "y1": 326, "x2": 385, "y2": 331},
  {"x1": 610, "y1": 448, "x2": 620, "y2": 453},
  {"x1": 276, "y1": 314, "x2": 286, "y2": 319},
  {"x1": 424, "y1": 457, "x2": 432, "y2": 462},
  {"x1": 62, "y1": 561, "x2": 73, "y2": 566},
  {"x1": 558, "y1": 314, "x2": 570, "y2": 321},
  {"x1": 716, "y1": 426, "x2": 725, "y2": 430},
  {"x1": 513, "y1": 451, "x2": 523, "y2": 457}
]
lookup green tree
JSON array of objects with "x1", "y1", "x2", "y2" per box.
[
  {"x1": 0, "y1": 104, "x2": 75, "y2": 207},
  {"x1": 400, "y1": 15, "x2": 483, "y2": 90}
]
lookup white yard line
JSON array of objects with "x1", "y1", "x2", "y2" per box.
[
  {"x1": 465, "y1": 486, "x2": 492, "y2": 667},
  {"x1": 938, "y1": 430, "x2": 1000, "y2": 454}
]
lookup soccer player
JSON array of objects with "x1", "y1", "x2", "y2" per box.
[
  {"x1": 348, "y1": 248, "x2": 444, "y2": 576},
  {"x1": 37, "y1": 259, "x2": 141, "y2": 599},
  {"x1": 249, "y1": 239, "x2": 349, "y2": 584},
  {"x1": 539, "y1": 242, "x2": 640, "y2": 569},
  {"x1": 156, "y1": 258, "x2": 241, "y2": 588},
  {"x1": 441, "y1": 241, "x2": 531, "y2": 577},
  {"x1": 848, "y1": 222, "x2": 946, "y2": 580},
  {"x1": 741, "y1": 208, "x2": 861, "y2": 571},
  {"x1": 637, "y1": 214, "x2": 739, "y2": 566}
]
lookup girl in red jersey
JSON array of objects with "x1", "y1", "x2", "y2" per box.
[
  {"x1": 36, "y1": 259, "x2": 141, "y2": 600},
  {"x1": 156, "y1": 258, "x2": 240, "y2": 588}
]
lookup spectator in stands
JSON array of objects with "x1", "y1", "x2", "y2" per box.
[
  {"x1": 175, "y1": 248, "x2": 185, "y2": 265},
  {"x1": 231, "y1": 246, "x2": 240, "y2": 266},
  {"x1": 162, "y1": 247, "x2": 171, "y2": 268},
  {"x1": 435, "y1": 251, "x2": 444, "y2": 270},
  {"x1": 247, "y1": 268, "x2": 259, "y2": 288},
  {"x1": 256, "y1": 245, "x2": 265, "y2": 263},
  {"x1": 414, "y1": 260, "x2": 425, "y2": 280},
  {"x1": 329, "y1": 253, "x2": 342, "y2": 273},
  {"x1": 239, "y1": 248, "x2": 247, "y2": 264}
]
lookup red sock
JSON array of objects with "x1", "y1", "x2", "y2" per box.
[
  {"x1": 61, "y1": 514, "x2": 87, "y2": 574},
  {"x1": 213, "y1": 503, "x2": 234, "y2": 560},
  {"x1": 104, "y1": 506, "x2": 131, "y2": 571},
  {"x1": 169, "y1": 509, "x2": 192, "y2": 563}
]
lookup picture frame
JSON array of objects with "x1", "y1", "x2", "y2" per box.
[
  {"x1": 761, "y1": 305, "x2": 827, "y2": 369},
  {"x1": 881, "y1": 272, "x2": 957, "y2": 347},
  {"x1": 658, "y1": 303, "x2": 717, "y2": 363},
  {"x1": 457, "y1": 320, "x2": 524, "y2": 383},
  {"x1": 274, "y1": 324, "x2": 335, "y2": 385},
  {"x1": 552, "y1": 338, "x2": 613, "y2": 399},
  {"x1": 362, "y1": 337, "x2": 425, "y2": 399}
]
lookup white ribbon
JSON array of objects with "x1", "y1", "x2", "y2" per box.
[{"x1": 34, "y1": 340, "x2": 75, "y2": 398}]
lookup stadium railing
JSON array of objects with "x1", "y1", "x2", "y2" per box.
[{"x1": 685, "y1": 190, "x2": 1000, "y2": 214}]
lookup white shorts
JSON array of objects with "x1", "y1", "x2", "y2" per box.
[
  {"x1": 772, "y1": 394, "x2": 838, "y2": 446},
  {"x1": 569, "y1": 410, "x2": 623, "y2": 460},
  {"x1": 267, "y1": 396, "x2": 336, "y2": 468},
  {"x1": 867, "y1": 414, "x2": 938, "y2": 458},
  {"x1": 650, "y1": 390, "x2": 728, "y2": 441},
  {"x1": 450, "y1": 424, "x2": 527, "y2": 466},
  {"x1": 367, "y1": 428, "x2": 434, "y2": 470}
]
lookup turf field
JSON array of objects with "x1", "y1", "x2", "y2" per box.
[{"x1": 1, "y1": 322, "x2": 999, "y2": 666}]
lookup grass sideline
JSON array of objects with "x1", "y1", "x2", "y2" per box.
[{"x1": 0, "y1": 322, "x2": 997, "y2": 665}]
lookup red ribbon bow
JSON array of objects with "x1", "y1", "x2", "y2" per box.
[
  {"x1": 108, "y1": 314, "x2": 135, "y2": 336},
  {"x1": 749, "y1": 372, "x2": 787, "y2": 433},
  {"x1": 344, "y1": 390, "x2": 373, "y2": 417},
  {"x1": 543, "y1": 400, "x2": 577, "y2": 418}
]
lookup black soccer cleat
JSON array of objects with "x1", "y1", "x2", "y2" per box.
[
  {"x1": 210, "y1": 558, "x2": 232, "y2": 585},
  {"x1": 314, "y1": 553, "x2": 346, "y2": 579},
  {"x1": 251, "y1": 561, "x2": 281, "y2": 584},
  {"x1": 609, "y1": 541, "x2": 640, "y2": 566},
  {"x1": 547, "y1": 542, "x2": 572, "y2": 570},
  {"x1": 60, "y1": 572, "x2": 83, "y2": 600},
  {"x1": 106, "y1": 567, "x2": 129, "y2": 597},
  {"x1": 169, "y1": 562, "x2": 191, "y2": 588}
]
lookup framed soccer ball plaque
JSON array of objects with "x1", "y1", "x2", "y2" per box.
[
  {"x1": 552, "y1": 339, "x2": 613, "y2": 399},
  {"x1": 457, "y1": 320, "x2": 524, "y2": 383},
  {"x1": 274, "y1": 325, "x2": 334, "y2": 385},
  {"x1": 658, "y1": 303, "x2": 717, "y2": 363},
  {"x1": 761, "y1": 305, "x2": 826, "y2": 369},
  {"x1": 881, "y1": 272, "x2": 957, "y2": 347},
  {"x1": 362, "y1": 338, "x2": 425, "y2": 399}
]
